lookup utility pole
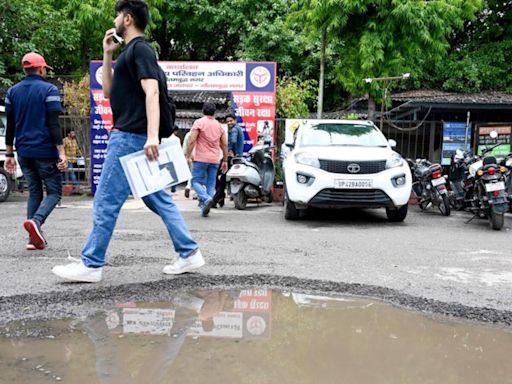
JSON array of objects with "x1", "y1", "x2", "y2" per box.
[
  {"x1": 317, "y1": 29, "x2": 327, "y2": 119},
  {"x1": 364, "y1": 73, "x2": 410, "y2": 130}
]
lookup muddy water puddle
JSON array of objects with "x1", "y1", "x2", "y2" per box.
[{"x1": 1, "y1": 289, "x2": 512, "y2": 384}]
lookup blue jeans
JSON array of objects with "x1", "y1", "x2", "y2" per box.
[
  {"x1": 191, "y1": 161, "x2": 219, "y2": 203},
  {"x1": 17, "y1": 156, "x2": 62, "y2": 226},
  {"x1": 67, "y1": 162, "x2": 79, "y2": 185},
  {"x1": 81, "y1": 131, "x2": 198, "y2": 268}
]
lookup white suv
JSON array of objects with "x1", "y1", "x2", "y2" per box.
[{"x1": 283, "y1": 119, "x2": 412, "y2": 221}]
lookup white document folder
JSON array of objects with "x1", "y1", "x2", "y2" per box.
[{"x1": 120, "y1": 140, "x2": 191, "y2": 198}]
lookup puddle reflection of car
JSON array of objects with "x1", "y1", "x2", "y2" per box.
[
  {"x1": 289, "y1": 293, "x2": 374, "y2": 310},
  {"x1": 283, "y1": 120, "x2": 412, "y2": 221}
]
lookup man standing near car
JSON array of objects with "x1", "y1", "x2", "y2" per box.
[
  {"x1": 212, "y1": 113, "x2": 244, "y2": 207},
  {"x1": 4, "y1": 52, "x2": 67, "y2": 251},
  {"x1": 52, "y1": 0, "x2": 203, "y2": 283},
  {"x1": 186, "y1": 102, "x2": 228, "y2": 217}
]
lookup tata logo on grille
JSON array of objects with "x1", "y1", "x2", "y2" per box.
[{"x1": 347, "y1": 163, "x2": 361, "y2": 173}]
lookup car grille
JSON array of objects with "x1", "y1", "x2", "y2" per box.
[
  {"x1": 319, "y1": 160, "x2": 387, "y2": 174},
  {"x1": 309, "y1": 189, "x2": 393, "y2": 208}
]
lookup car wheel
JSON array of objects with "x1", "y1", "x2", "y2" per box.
[
  {"x1": 0, "y1": 169, "x2": 11, "y2": 203},
  {"x1": 284, "y1": 191, "x2": 300, "y2": 220},
  {"x1": 386, "y1": 204, "x2": 408, "y2": 222}
]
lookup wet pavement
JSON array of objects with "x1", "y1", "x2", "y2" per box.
[
  {"x1": 1, "y1": 194, "x2": 512, "y2": 318},
  {"x1": 2, "y1": 288, "x2": 512, "y2": 384}
]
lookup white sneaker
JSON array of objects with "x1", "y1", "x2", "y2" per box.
[
  {"x1": 163, "y1": 249, "x2": 205, "y2": 275},
  {"x1": 52, "y1": 260, "x2": 103, "y2": 283}
]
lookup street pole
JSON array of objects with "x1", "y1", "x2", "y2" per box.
[
  {"x1": 379, "y1": 80, "x2": 388, "y2": 131},
  {"x1": 364, "y1": 74, "x2": 410, "y2": 130},
  {"x1": 317, "y1": 29, "x2": 326, "y2": 119},
  {"x1": 464, "y1": 111, "x2": 471, "y2": 151}
]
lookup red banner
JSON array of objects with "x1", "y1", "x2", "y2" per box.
[{"x1": 231, "y1": 92, "x2": 276, "y2": 152}]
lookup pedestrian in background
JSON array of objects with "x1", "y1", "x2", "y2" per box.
[
  {"x1": 186, "y1": 102, "x2": 228, "y2": 217},
  {"x1": 212, "y1": 113, "x2": 244, "y2": 207},
  {"x1": 182, "y1": 130, "x2": 193, "y2": 198},
  {"x1": 3, "y1": 52, "x2": 67, "y2": 251},
  {"x1": 161, "y1": 125, "x2": 181, "y2": 193},
  {"x1": 52, "y1": 0, "x2": 203, "y2": 282},
  {"x1": 63, "y1": 130, "x2": 81, "y2": 189}
]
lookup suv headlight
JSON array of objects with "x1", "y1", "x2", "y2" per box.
[
  {"x1": 386, "y1": 152, "x2": 404, "y2": 169},
  {"x1": 294, "y1": 152, "x2": 320, "y2": 168}
]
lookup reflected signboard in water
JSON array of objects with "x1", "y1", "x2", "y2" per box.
[{"x1": 105, "y1": 288, "x2": 272, "y2": 340}]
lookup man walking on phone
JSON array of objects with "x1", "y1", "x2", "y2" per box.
[
  {"x1": 52, "y1": 0, "x2": 203, "y2": 282},
  {"x1": 3, "y1": 52, "x2": 67, "y2": 251}
]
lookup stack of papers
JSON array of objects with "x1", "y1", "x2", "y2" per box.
[{"x1": 120, "y1": 140, "x2": 191, "y2": 198}]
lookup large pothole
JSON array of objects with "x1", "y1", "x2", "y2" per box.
[{"x1": 2, "y1": 287, "x2": 512, "y2": 383}]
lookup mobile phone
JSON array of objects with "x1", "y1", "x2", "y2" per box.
[{"x1": 112, "y1": 31, "x2": 124, "y2": 45}]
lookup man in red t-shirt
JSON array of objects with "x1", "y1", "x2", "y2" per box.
[{"x1": 186, "y1": 102, "x2": 228, "y2": 217}]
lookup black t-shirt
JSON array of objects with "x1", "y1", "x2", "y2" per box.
[{"x1": 110, "y1": 37, "x2": 160, "y2": 133}]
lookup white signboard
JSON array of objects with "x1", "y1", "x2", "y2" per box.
[
  {"x1": 159, "y1": 62, "x2": 246, "y2": 91},
  {"x1": 122, "y1": 308, "x2": 175, "y2": 335},
  {"x1": 188, "y1": 312, "x2": 244, "y2": 339}
]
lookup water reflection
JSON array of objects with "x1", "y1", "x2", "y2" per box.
[
  {"x1": 1, "y1": 288, "x2": 512, "y2": 384},
  {"x1": 101, "y1": 288, "x2": 272, "y2": 339},
  {"x1": 81, "y1": 289, "x2": 272, "y2": 383}
]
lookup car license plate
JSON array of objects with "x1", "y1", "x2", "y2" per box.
[
  {"x1": 431, "y1": 178, "x2": 445, "y2": 187},
  {"x1": 334, "y1": 179, "x2": 373, "y2": 189},
  {"x1": 485, "y1": 182, "x2": 505, "y2": 192}
]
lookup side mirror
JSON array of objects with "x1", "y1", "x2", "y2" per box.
[
  {"x1": 286, "y1": 143, "x2": 295, "y2": 149},
  {"x1": 388, "y1": 139, "x2": 397, "y2": 148},
  {"x1": 490, "y1": 131, "x2": 498, "y2": 139}
]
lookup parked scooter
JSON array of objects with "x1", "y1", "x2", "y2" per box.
[
  {"x1": 448, "y1": 149, "x2": 470, "y2": 211},
  {"x1": 409, "y1": 158, "x2": 451, "y2": 216},
  {"x1": 226, "y1": 145, "x2": 275, "y2": 210},
  {"x1": 466, "y1": 139, "x2": 509, "y2": 230}
]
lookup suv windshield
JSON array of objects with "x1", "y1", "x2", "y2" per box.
[{"x1": 300, "y1": 123, "x2": 388, "y2": 148}]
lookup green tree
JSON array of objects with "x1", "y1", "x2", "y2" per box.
[
  {"x1": 57, "y1": 0, "x2": 165, "y2": 70},
  {"x1": 290, "y1": 0, "x2": 345, "y2": 117},
  {"x1": 276, "y1": 76, "x2": 317, "y2": 118},
  {"x1": 0, "y1": 0, "x2": 79, "y2": 85},
  {"x1": 0, "y1": 0, "x2": 166, "y2": 83},
  {"x1": 290, "y1": 0, "x2": 482, "y2": 117},
  {"x1": 422, "y1": 0, "x2": 512, "y2": 92},
  {"x1": 150, "y1": 0, "x2": 314, "y2": 78}
]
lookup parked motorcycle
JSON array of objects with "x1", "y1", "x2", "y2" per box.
[
  {"x1": 466, "y1": 142, "x2": 509, "y2": 230},
  {"x1": 448, "y1": 149, "x2": 470, "y2": 211},
  {"x1": 409, "y1": 158, "x2": 451, "y2": 216},
  {"x1": 497, "y1": 153, "x2": 512, "y2": 213},
  {"x1": 226, "y1": 145, "x2": 275, "y2": 210}
]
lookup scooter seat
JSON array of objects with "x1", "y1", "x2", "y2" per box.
[{"x1": 483, "y1": 156, "x2": 497, "y2": 166}]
